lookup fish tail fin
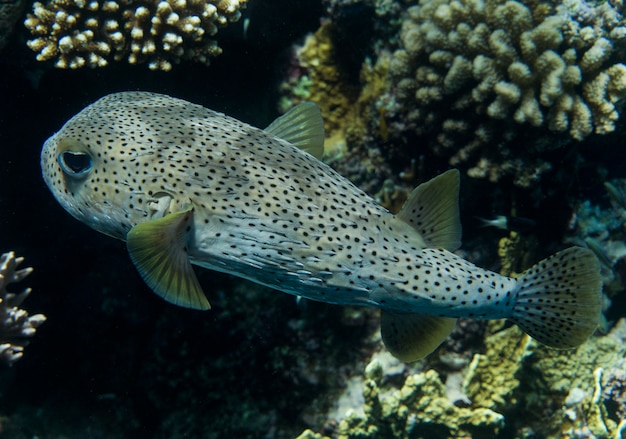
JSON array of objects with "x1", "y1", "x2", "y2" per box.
[{"x1": 510, "y1": 247, "x2": 602, "y2": 349}]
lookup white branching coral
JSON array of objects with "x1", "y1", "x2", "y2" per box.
[
  {"x1": 24, "y1": 0, "x2": 247, "y2": 70},
  {"x1": 0, "y1": 252, "x2": 46, "y2": 365}
]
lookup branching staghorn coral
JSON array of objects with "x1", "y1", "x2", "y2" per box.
[
  {"x1": 0, "y1": 252, "x2": 46, "y2": 365},
  {"x1": 383, "y1": 0, "x2": 626, "y2": 186},
  {"x1": 24, "y1": 0, "x2": 247, "y2": 70}
]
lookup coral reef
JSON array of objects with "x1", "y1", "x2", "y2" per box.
[
  {"x1": 297, "y1": 357, "x2": 505, "y2": 439},
  {"x1": 24, "y1": 0, "x2": 247, "y2": 70},
  {"x1": 373, "y1": 178, "x2": 408, "y2": 212},
  {"x1": 566, "y1": 178, "x2": 626, "y2": 308},
  {"x1": 461, "y1": 318, "x2": 626, "y2": 438},
  {"x1": 278, "y1": 18, "x2": 400, "y2": 193},
  {"x1": 296, "y1": 316, "x2": 626, "y2": 439},
  {"x1": 380, "y1": 0, "x2": 626, "y2": 186},
  {"x1": 0, "y1": 252, "x2": 46, "y2": 365},
  {"x1": 497, "y1": 230, "x2": 539, "y2": 277},
  {"x1": 279, "y1": 21, "x2": 376, "y2": 161},
  {"x1": 280, "y1": 0, "x2": 626, "y2": 191},
  {"x1": 462, "y1": 322, "x2": 532, "y2": 412}
]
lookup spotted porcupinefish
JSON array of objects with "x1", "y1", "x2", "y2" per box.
[{"x1": 41, "y1": 91, "x2": 602, "y2": 362}]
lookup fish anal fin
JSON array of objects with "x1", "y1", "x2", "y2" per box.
[
  {"x1": 381, "y1": 311, "x2": 457, "y2": 362},
  {"x1": 126, "y1": 206, "x2": 211, "y2": 310},
  {"x1": 396, "y1": 169, "x2": 462, "y2": 251},
  {"x1": 264, "y1": 102, "x2": 325, "y2": 160}
]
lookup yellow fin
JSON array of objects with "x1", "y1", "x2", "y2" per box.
[
  {"x1": 381, "y1": 311, "x2": 457, "y2": 362},
  {"x1": 126, "y1": 206, "x2": 210, "y2": 310},
  {"x1": 396, "y1": 169, "x2": 462, "y2": 251},
  {"x1": 264, "y1": 102, "x2": 325, "y2": 160}
]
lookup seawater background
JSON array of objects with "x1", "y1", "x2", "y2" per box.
[{"x1": 1, "y1": 0, "x2": 626, "y2": 437}]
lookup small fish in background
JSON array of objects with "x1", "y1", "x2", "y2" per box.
[
  {"x1": 583, "y1": 237, "x2": 613, "y2": 271},
  {"x1": 604, "y1": 181, "x2": 626, "y2": 210},
  {"x1": 478, "y1": 215, "x2": 537, "y2": 233},
  {"x1": 41, "y1": 92, "x2": 602, "y2": 362},
  {"x1": 242, "y1": 17, "x2": 251, "y2": 39}
]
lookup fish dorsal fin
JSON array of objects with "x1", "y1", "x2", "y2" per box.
[
  {"x1": 127, "y1": 206, "x2": 210, "y2": 310},
  {"x1": 396, "y1": 169, "x2": 462, "y2": 251},
  {"x1": 381, "y1": 311, "x2": 457, "y2": 362},
  {"x1": 264, "y1": 102, "x2": 325, "y2": 160}
]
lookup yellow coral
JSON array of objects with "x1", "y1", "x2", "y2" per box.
[
  {"x1": 463, "y1": 323, "x2": 531, "y2": 410},
  {"x1": 291, "y1": 22, "x2": 360, "y2": 151},
  {"x1": 462, "y1": 319, "x2": 626, "y2": 438},
  {"x1": 295, "y1": 430, "x2": 330, "y2": 439},
  {"x1": 281, "y1": 22, "x2": 391, "y2": 155},
  {"x1": 325, "y1": 360, "x2": 504, "y2": 439}
]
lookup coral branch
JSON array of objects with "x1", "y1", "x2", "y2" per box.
[
  {"x1": 0, "y1": 252, "x2": 46, "y2": 365},
  {"x1": 381, "y1": 0, "x2": 626, "y2": 186},
  {"x1": 24, "y1": 0, "x2": 247, "y2": 70}
]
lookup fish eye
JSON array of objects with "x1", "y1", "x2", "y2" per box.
[{"x1": 58, "y1": 151, "x2": 93, "y2": 178}]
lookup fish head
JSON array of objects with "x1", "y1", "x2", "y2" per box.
[{"x1": 41, "y1": 92, "x2": 186, "y2": 241}]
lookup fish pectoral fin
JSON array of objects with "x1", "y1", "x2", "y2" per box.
[
  {"x1": 126, "y1": 206, "x2": 211, "y2": 311},
  {"x1": 381, "y1": 311, "x2": 456, "y2": 362},
  {"x1": 396, "y1": 169, "x2": 462, "y2": 251},
  {"x1": 264, "y1": 102, "x2": 325, "y2": 160}
]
